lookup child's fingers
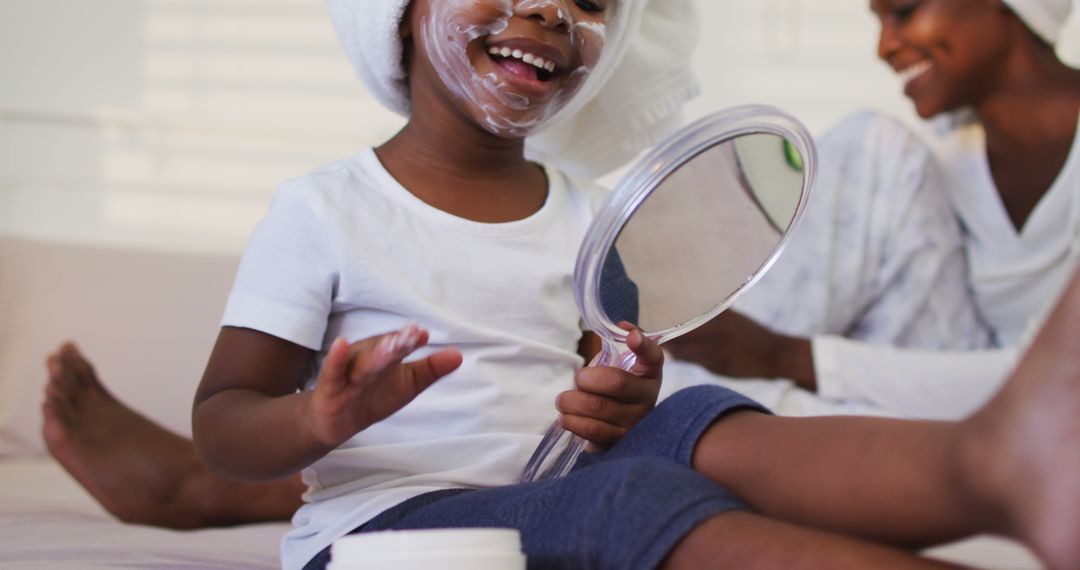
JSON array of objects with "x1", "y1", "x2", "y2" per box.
[
  {"x1": 558, "y1": 413, "x2": 626, "y2": 450},
  {"x1": 621, "y1": 323, "x2": 664, "y2": 378},
  {"x1": 575, "y1": 366, "x2": 655, "y2": 404},
  {"x1": 347, "y1": 324, "x2": 427, "y2": 383},
  {"x1": 399, "y1": 349, "x2": 463, "y2": 397},
  {"x1": 556, "y1": 389, "x2": 641, "y2": 427},
  {"x1": 318, "y1": 337, "x2": 353, "y2": 392}
]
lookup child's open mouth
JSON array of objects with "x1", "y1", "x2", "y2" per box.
[{"x1": 487, "y1": 44, "x2": 560, "y2": 86}]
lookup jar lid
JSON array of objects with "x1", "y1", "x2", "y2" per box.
[{"x1": 332, "y1": 528, "x2": 523, "y2": 560}]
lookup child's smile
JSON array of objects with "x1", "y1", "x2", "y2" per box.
[
  {"x1": 485, "y1": 39, "x2": 566, "y2": 98},
  {"x1": 415, "y1": 0, "x2": 615, "y2": 137}
]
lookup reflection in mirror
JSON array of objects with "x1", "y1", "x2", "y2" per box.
[
  {"x1": 598, "y1": 247, "x2": 640, "y2": 326},
  {"x1": 598, "y1": 134, "x2": 805, "y2": 333}
]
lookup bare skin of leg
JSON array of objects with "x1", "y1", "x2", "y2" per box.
[
  {"x1": 663, "y1": 511, "x2": 962, "y2": 570},
  {"x1": 960, "y1": 275, "x2": 1080, "y2": 570},
  {"x1": 690, "y1": 271, "x2": 1080, "y2": 569},
  {"x1": 42, "y1": 343, "x2": 304, "y2": 529}
]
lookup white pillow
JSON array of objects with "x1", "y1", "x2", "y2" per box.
[{"x1": 0, "y1": 237, "x2": 240, "y2": 456}]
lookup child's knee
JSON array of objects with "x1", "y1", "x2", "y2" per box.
[{"x1": 594, "y1": 457, "x2": 735, "y2": 514}]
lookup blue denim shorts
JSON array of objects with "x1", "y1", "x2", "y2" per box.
[{"x1": 304, "y1": 385, "x2": 767, "y2": 570}]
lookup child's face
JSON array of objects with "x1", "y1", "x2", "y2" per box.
[{"x1": 409, "y1": 0, "x2": 615, "y2": 138}]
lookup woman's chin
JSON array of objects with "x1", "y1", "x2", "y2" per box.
[{"x1": 909, "y1": 97, "x2": 947, "y2": 121}]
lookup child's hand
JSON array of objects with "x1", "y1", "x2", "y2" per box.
[
  {"x1": 305, "y1": 324, "x2": 462, "y2": 449},
  {"x1": 556, "y1": 324, "x2": 664, "y2": 452}
]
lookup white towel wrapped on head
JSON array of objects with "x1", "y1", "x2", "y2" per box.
[
  {"x1": 324, "y1": 0, "x2": 700, "y2": 178},
  {"x1": 1001, "y1": 0, "x2": 1073, "y2": 44}
]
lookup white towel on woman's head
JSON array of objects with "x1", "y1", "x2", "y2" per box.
[
  {"x1": 1001, "y1": 0, "x2": 1073, "y2": 44},
  {"x1": 324, "y1": 0, "x2": 701, "y2": 178}
]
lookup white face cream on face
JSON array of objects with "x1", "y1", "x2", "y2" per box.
[{"x1": 419, "y1": 0, "x2": 615, "y2": 138}]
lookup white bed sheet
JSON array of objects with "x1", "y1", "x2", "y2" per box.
[{"x1": 0, "y1": 457, "x2": 288, "y2": 569}]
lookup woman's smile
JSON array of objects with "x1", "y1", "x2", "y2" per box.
[{"x1": 896, "y1": 59, "x2": 933, "y2": 96}]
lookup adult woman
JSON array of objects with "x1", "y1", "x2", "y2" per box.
[{"x1": 667, "y1": 0, "x2": 1080, "y2": 421}]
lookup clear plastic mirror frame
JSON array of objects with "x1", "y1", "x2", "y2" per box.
[
  {"x1": 520, "y1": 105, "x2": 817, "y2": 482},
  {"x1": 577, "y1": 104, "x2": 816, "y2": 347}
]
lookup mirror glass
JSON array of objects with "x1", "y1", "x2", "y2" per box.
[
  {"x1": 522, "y1": 105, "x2": 815, "y2": 483},
  {"x1": 598, "y1": 133, "x2": 805, "y2": 334}
]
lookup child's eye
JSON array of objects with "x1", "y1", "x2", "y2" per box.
[
  {"x1": 574, "y1": 0, "x2": 605, "y2": 13},
  {"x1": 891, "y1": 0, "x2": 919, "y2": 21}
]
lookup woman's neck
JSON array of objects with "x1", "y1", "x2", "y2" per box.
[
  {"x1": 968, "y1": 44, "x2": 1080, "y2": 230},
  {"x1": 972, "y1": 46, "x2": 1080, "y2": 154}
]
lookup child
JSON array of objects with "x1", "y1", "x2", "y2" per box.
[{"x1": 190, "y1": 0, "x2": 1080, "y2": 569}]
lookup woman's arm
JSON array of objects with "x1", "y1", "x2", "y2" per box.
[{"x1": 666, "y1": 311, "x2": 1017, "y2": 420}]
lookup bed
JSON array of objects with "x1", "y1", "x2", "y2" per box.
[{"x1": 0, "y1": 235, "x2": 1043, "y2": 568}]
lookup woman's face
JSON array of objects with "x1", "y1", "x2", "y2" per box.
[
  {"x1": 407, "y1": 0, "x2": 615, "y2": 138},
  {"x1": 870, "y1": 0, "x2": 1016, "y2": 118}
]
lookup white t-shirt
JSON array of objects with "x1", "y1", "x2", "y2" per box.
[
  {"x1": 220, "y1": 149, "x2": 605, "y2": 570},
  {"x1": 809, "y1": 112, "x2": 1080, "y2": 420}
]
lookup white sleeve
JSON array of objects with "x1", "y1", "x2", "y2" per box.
[
  {"x1": 812, "y1": 335, "x2": 1018, "y2": 420},
  {"x1": 220, "y1": 184, "x2": 338, "y2": 350}
]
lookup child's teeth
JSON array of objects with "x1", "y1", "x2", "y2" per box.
[{"x1": 488, "y1": 46, "x2": 558, "y2": 74}]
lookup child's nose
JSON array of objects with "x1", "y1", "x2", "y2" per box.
[{"x1": 516, "y1": 0, "x2": 572, "y2": 33}]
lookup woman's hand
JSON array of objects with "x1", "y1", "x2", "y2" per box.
[
  {"x1": 664, "y1": 311, "x2": 817, "y2": 390},
  {"x1": 306, "y1": 324, "x2": 463, "y2": 448},
  {"x1": 556, "y1": 324, "x2": 664, "y2": 451}
]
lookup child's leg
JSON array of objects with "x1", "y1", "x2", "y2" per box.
[
  {"x1": 692, "y1": 410, "x2": 979, "y2": 547},
  {"x1": 688, "y1": 269, "x2": 1080, "y2": 566},
  {"x1": 665, "y1": 511, "x2": 961, "y2": 569},
  {"x1": 304, "y1": 457, "x2": 962, "y2": 570},
  {"x1": 605, "y1": 383, "x2": 982, "y2": 549}
]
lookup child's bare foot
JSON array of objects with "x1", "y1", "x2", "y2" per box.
[
  {"x1": 959, "y1": 278, "x2": 1080, "y2": 569},
  {"x1": 43, "y1": 343, "x2": 303, "y2": 528}
]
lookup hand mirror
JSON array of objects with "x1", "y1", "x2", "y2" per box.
[{"x1": 521, "y1": 104, "x2": 816, "y2": 482}]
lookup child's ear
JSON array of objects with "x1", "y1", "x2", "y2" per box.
[
  {"x1": 399, "y1": 3, "x2": 415, "y2": 80},
  {"x1": 399, "y1": 3, "x2": 413, "y2": 40}
]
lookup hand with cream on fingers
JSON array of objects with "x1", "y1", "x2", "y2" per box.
[{"x1": 306, "y1": 324, "x2": 464, "y2": 449}]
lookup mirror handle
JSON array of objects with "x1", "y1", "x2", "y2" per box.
[{"x1": 519, "y1": 339, "x2": 634, "y2": 482}]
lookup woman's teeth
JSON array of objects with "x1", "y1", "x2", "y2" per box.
[
  {"x1": 898, "y1": 61, "x2": 932, "y2": 84},
  {"x1": 488, "y1": 46, "x2": 557, "y2": 73}
]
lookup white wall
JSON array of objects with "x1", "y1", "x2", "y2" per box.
[
  {"x1": 1, "y1": 0, "x2": 403, "y2": 253},
  {"x1": 2, "y1": 0, "x2": 1078, "y2": 253}
]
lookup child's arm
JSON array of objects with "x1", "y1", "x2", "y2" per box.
[
  {"x1": 192, "y1": 324, "x2": 462, "y2": 481},
  {"x1": 557, "y1": 326, "x2": 664, "y2": 451}
]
